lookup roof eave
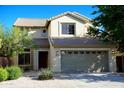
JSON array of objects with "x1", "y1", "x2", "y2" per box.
[
  {"x1": 49, "y1": 12, "x2": 91, "y2": 23},
  {"x1": 13, "y1": 23, "x2": 49, "y2": 28}
]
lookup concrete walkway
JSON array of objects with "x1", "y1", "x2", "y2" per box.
[{"x1": 0, "y1": 71, "x2": 124, "y2": 88}]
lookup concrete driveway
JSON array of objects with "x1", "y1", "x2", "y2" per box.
[{"x1": 0, "y1": 71, "x2": 124, "y2": 88}]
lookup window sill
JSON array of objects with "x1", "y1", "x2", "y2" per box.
[
  {"x1": 60, "y1": 35, "x2": 75, "y2": 37},
  {"x1": 19, "y1": 65, "x2": 32, "y2": 67}
]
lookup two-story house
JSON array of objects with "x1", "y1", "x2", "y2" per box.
[{"x1": 13, "y1": 12, "x2": 122, "y2": 73}]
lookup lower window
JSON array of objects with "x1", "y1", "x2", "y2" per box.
[{"x1": 18, "y1": 53, "x2": 30, "y2": 65}]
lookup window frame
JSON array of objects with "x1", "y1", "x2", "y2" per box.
[
  {"x1": 60, "y1": 22, "x2": 76, "y2": 36},
  {"x1": 18, "y1": 49, "x2": 31, "y2": 66},
  {"x1": 20, "y1": 27, "x2": 24, "y2": 31}
]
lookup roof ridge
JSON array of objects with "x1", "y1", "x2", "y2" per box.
[
  {"x1": 72, "y1": 12, "x2": 91, "y2": 20},
  {"x1": 17, "y1": 18, "x2": 48, "y2": 20},
  {"x1": 17, "y1": 11, "x2": 91, "y2": 21},
  {"x1": 48, "y1": 11, "x2": 71, "y2": 20},
  {"x1": 14, "y1": 18, "x2": 48, "y2": 27},
  {"x1": 49, "y1": 11, "x2": 91, "y2": 21}
]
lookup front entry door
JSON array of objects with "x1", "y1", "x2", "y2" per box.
[
  {"x1": 116, "y1": 56, "x2": 124, "y2": 72},
  {"x1": 38, "y1": 51, "x2": 48, "y2": 69}
]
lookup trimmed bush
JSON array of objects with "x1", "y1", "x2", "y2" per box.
[
  {"x1": 38, "y1": 68, "x2": 53, "y2": 80},
  {"x1": 6, "y1": 66, "x2": 22, "y2": 80},
  {"x1": 0, "y1": 68, "x2": 8, "y2": 82}
]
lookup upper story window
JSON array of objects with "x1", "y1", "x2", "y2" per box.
[
  {"x1": 30, "y1": 27, "x2": 41, "y2": 30},
  {"x1": 25, "y1": 27, "x2": 30, "y2": 31},
  {"x1": 20, "y1": 27, "x2": 29, "y2": 31},
  {"x1": 20, "y1": 27, "x2": 24, "y2": 31},
  {"x1": 61, "y1": 23, "x2": 75, "y2": 35}
]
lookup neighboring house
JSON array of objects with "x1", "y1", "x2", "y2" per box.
[{"x1": 13, "y1": 11, "x2": 124, "y2": 73}]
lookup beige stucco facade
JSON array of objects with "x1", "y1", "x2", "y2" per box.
[
  {"x1": 47, "y1": 14, "x2": 116, "y2": 72},
  {"x1": 12, "y1": 47, "x2": 117, "y2": 72},
  {"x1": 13, "y1": 12, "x2": 117, "y2": 73},
  {"x1": 49, "y1": 15, "x2": 88, "y2": 38},
  {"x1": 29, "y1": 28, "x2": 48, "y2": 38}
]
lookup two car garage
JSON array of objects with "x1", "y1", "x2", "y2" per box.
[{"x1": 61, "y1": 50, "x2": 109, "y2": 73}]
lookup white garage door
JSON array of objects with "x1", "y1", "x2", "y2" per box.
[{"x1": 61, "y1": 50, "x2": 109, "y2": 73}]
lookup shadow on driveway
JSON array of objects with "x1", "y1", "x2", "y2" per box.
[
  {"x1": 23, "y1": 71, "x2": 124, "y2": 83},
  {"x1": 54, "y1": 73, "x2": 124, "y2": 83}
]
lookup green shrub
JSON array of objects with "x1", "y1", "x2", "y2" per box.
[
  {"x1": 6, "y1": 66, "x2": 22, "y2": 80},
  {"x1": 38, "y1": 68, "x2": 53, "y2": 80},
  {"x1": 0, "y1": 68, "x2": 8, "y2": 82}
]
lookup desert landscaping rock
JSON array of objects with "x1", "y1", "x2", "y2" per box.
[{"x1": 0, "y1": 71, "x2": 124, "y2": 88}]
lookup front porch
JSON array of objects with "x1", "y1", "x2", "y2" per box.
[{"x1": 17, "y1": 48, "x2": 50, "y2": 71}]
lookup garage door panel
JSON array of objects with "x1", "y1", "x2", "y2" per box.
[{"x1": 61, "y1": 51, "x2": 109, "y2": 73}]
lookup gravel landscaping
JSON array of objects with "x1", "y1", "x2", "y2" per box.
[{"x1": 0, "y1": 71, "x2": 124, "y2": 88}]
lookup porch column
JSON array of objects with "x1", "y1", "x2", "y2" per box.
[
  {"x1": 33, "y1": 50, "x2": 38, "y2": 70},
  {"x1": 50, "y1": 47, "x2": 61, "y2": 72},
  {"x1": 108, "y1": 50, "x2": 117, "y2": 72}
]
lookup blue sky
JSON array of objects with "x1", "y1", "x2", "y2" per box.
[{"x1": 0, "y1": 5, "x2": 98, "y2": 28}]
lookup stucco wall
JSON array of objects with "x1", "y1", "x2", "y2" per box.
[
  {"x1": 49, "y1": 46, "x2": 61, "y2": 72},
  {"x1": 29, "y1": 28, "x2": 48, "y2": 38},
  {"x1": 110, "y1": 52, "x2": 117, "y2": 72},
  {"x1": 49, "y1": 15, "x2": 88, "y2": 37}
]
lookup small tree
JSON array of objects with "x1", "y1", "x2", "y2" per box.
[{"x1": 0, "y1": 24, "x2": 32, "y2": 66}]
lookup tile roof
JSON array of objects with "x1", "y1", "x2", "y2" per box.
[
  {"x1": 32, "y1": 38, "x2": 49, "y2": 48},
  {"x1": 13, "y1": 18, "x2": 48, "y2": 27},
  {"x1": 13, "y1": 12, "x2": 91, "y2": 27},
  {"x1": 49, "y1": 37, "x2": 114, "y2": 48}
]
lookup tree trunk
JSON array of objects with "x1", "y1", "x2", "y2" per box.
[
  {"x1": 0, "y1": 57, "x2": 9, "y2": 68},
  {"x1": 0, "y1": 56, "x2": 14, "y2": 67},
  {"x1": 7, "y1": 56, "x2": 14, "y2": 66}
]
